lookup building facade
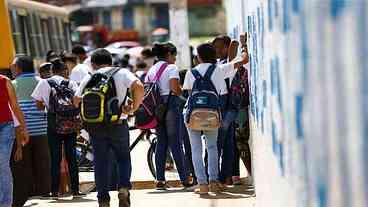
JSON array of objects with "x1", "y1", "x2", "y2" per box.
[{"x1": 224, "y1": 1, "x2": 368, "y2": 207}]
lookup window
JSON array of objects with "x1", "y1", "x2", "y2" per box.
[
  {"x1": 103, "y1": 10, "x2": 111, "y2": 30},
  {"x1": 63, "y1": 22, "x2": 72, "y2": 51},
  {"x1": 122, "y1": 6, "x2": 134, "y2": 29},
  {"x1": 9, "y1": 9, "x2": 26, "y2": 54},
  {"x1": 41, "y1": 18, "x2": 51, "y2": 53},
  {"x1": 27, "y1": 14, "x2": 39, "y2": 57},
  {"x1": 48, "y1": 17, "x2": 60, "y2": 51},
  {"x1": 57, "y1": 18, "x2": 65, "y2": 50},
  {"x1": 32, "y1": 14, "x2": 46, "y2": 57},
  {"x1": 18, "y1": 15, "x2": 30, "y2": 55}
]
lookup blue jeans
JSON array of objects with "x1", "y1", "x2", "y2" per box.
[
  {"x1": 218, "y1": 110, "x2": 238, "y2": 182},
  {"x1": 0, "y1": 122, "x2": 15, "y2": 207},
  {"x1": 89, "y1": 121, "x2": 131, "y2": 203},
  {"x1": 155, "y1": 96, "x2": 188, "y2": 182},
  {"x1": 187, "y1": 129, "x2": 219, "y2": 185}
]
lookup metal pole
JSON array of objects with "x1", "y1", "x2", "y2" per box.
[{"x1": 169, "y1": 0, "x2": 191, "y2": 71}]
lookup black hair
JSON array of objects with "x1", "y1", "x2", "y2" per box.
[
  {"x1": 212, "y1": 35, "x2": 231, "y2": 47},
  {"x1": 197, "y1": 43, "x2": 217, "y2": 64},
  {"x1": 152, "y1": 42, "x2": 170, "y2": 60},
  {"x1": 50, "y1": 58, "x2": 67, "y2": 74},
  {"x1": 91, "y1": 48, "x2": 113, "y2": 66},
  {"x1": 72, "y1": 44, "x2": 87, "y2": 55},
  {"x1": 14, "y1": 55, "x2": 35, "y2": 73},
  {"x1": 141, "y1": 48, "x2": 154, "y2": 58},
  {"x1": 46, "y1": 50, "x2": 58, "y2": 62},
  {"x1": 166, "y1": 42, "x2": 177, "y2": 56},
  {"x1": 123, "y1": 54, "x2": 130, "y2": 60}
]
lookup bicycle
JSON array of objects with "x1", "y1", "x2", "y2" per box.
[{"x1": 76, "y1": 124, "x2": 179, "y2": 179}]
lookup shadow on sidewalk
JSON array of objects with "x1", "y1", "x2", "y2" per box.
[{"x1": 49, "y1": 198, "x2": 96, "y2": 204}]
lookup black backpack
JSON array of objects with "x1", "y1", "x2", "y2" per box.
[
  {"x1": 48, "y1": 79, "x2": 80, "y2": 134},
  {"x1": 225, "y1": 66, "x2": 249, "y2": 110},
  {"x1": 81, "y1": 67, "x2": 123, "y2": 126}
]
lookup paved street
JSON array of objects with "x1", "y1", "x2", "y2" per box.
[{"x1": 25, "y1": 186, "x2": 255, "y2": 207}]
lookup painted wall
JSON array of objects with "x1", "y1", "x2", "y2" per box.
[{"x1": 225, "y1": 1, "x2": 368, "y2": 207}]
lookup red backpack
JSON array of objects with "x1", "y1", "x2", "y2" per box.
[{"x1": 134, "y1": 63, "x2": 168, "y2": 129}]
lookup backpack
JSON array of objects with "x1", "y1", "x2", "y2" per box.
[
  {"x1": 48, "y1": 79, "x2": 80, "y2": 134},
  {"x1": 225, "y1": 66, "x2": 249, "y2": 110},
  {"x1": 81, "y1": 67, "x2": 123, "y2": 126},
  {"x1": 134, "y1": 63, "x2": 168, "y2": 129},
  {"x1": 184, "y1": 64, "x2": 222, "y2": 131}
]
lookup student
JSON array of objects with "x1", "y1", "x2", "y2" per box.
[
  {"x1": 61, "y1": 52, "x2": 78, "y2": 78},
  {"x1": 212, "y1": 35, "x2": 237, "y2": 185},
  {"x1": 31, "y1": 59, "x2": 84, "y2": 199},
  {"x1": 70, "y1": 45, "x2": 91, "y2": 84},
  {"x1": 10, "y1": 55, "x2": 51, "y2": 206},
  {"x1": 0, "y1": 74, "x2": 29, "y2": 207},
  {"x1": 74, "y1": 49, "x2": 144, "y2": 207},
  {"x1": 39, "y1": 63, "x2": 53, "y2": 79},
  {"x1": 182, "y1": 43, "x2": 247, "y2": 194},
  {"x1": 145, "y1": 43, "x2": 191, "y2": 189}
]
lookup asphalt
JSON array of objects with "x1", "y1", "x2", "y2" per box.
[{"x1": 25, "y1": 185, "x2": 256, "y2": 207}]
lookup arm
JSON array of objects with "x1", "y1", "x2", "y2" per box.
[
  {"x1": 6, "y1": 79, "x2": 29, "y2": 145},
  {"x1": 122, "y1": 80, "x2": 144, "y2": 115},
  {"x1": 170, "y1": 78, "x2": 182, "y2": 96},
  {"x1": 35, "y1": 101, "x2": 46, "y2": 111}
]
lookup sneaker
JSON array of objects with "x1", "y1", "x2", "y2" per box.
[
  {"x1": 156, "y1": 181, "x2": 170, "y2": 190},
  {"x1": 224, "y1": 177, "x2": 233, "y2": 186},
  {"x1": 73, "y1": 191, "x2": 87, "y2": 198},
  {"x1": 194, "y1": 184, "x2": 209, "y2": 195},
  {"x1": 209, "y1": 181, "x2": 225, "y2": 193},
  {"x1": 99, "y1": 202, "x2": 110, "y2": 207},
  {"x1": 232, "y1": 176, "x2": 243, "y2": 185},
  {"x1": 118, "y1": 188, "x2": 130, "y2": 207}
]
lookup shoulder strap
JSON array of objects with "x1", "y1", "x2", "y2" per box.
[
  {"x1": 225, "y1": 78, "x2": 230, "y2": 93},
  {"x1": 103, "y1": 67, "x2": 120, "y2": 80},
  {"x1": 191, "y1": 69, "x2": 202, "y2": 81},
  {"x1": 47, "y1": 79, "x2": 57, "y2": 88},
  {"x1": 152, "y1": 63, "x2": 169, "y2": 82},
  {"x1": 203, "y1": 64, "x2": 216, "y2": 80},
  {"x1": 60, "y1": 80, "x2": 70, "y2": 88}
]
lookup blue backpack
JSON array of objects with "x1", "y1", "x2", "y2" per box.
[{"x1": 185, "y1": 64, "x2": 222, "y2": 131}]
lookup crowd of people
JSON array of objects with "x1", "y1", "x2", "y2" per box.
[{"x1": 0, "y1": 33, "x2": 252, "y2": 207}]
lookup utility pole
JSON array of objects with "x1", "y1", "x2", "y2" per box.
[{"x1": 169, "y1": 0, "x2": 191, "y2": 70}]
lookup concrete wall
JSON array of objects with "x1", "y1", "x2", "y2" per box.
[{"x1": 225, "y1": 1, "x2": 368, "y2": 207}]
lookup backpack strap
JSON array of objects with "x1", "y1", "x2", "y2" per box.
[
  {"x1": 152, "y1": 63, "x2": 169, "y2": 82},
  {"x1": 191, "y1": 69, "x2": 202, "y2": 81},
  {"x1": 104, "y1": 67, "x2": 120, "y2": 80},
  {"x1": 203, "y1": 64, "x2": 216, "y2": 80},
  {"x1": 191, "y1": 64, "x2": 218, "y2": 96}
]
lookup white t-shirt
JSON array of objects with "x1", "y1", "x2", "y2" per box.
[
  {"x1": 31, "y1": 75, "x2": 78, "y2": 109},
  {"x1": 70, "y1": 64, "x2": 92, "y2": 84},
  {"x1": 145, "y1": 61, "x2": 180, "y2": 96},
  {"x1": 76, "y1": 67, "x2": 139, "y2": 108},
  {"x1": 183, "y1": 63, "x2": 235, "y2": 95}
]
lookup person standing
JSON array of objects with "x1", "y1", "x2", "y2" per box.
[
  {"x1": 0, "y1": 74, "x2": 29, "y2": 207},
  {"x1": 183, "y1": 43, "x2": 247, "y2": 194},
  {"x1": 145, "y1": 43, "x2": 190, "y2": 190},
  {"x1": 10, "y1": 55, "x2": 51, "y2": 206},
  {"x1": 74, "y1": 49, "x2": 144, "y2": 207},
  {"x1": 70, "y1": 45, "x2": 91, "y2": 84},
  {"x1": 212, "y1": 35, "x2": 237, "y2": 185},
  {"x1": 31, "y1": 59, "x2": 84, "y2": 199}
]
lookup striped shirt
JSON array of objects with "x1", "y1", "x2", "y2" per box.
[{"x1": 13, "y1": 73, "x2": 47, "y2": 137}]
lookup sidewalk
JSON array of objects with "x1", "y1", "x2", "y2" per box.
[{"x1": 25, "y1": 185, "x2": 255, "y2": 207}]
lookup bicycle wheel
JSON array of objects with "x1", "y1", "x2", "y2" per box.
[
  {"x1": 147, "y1": 137, "x2": 180, "y2": 180},
  {"x1": 147, "y1": 138, "x2": 157, "y2": 178}
]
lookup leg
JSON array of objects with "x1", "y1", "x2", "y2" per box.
[
  {"x1": 203, "y1": 130, "x2": 219, "y2": 182},
  {"x1": 180, "y1": 116, "x2": 196, "y2": 181},
  {"x1": 48, "y1": 130, "x2": 62, "y2": 194},
  {"x1": 11, "y1": 137, "x2": 32, "y2": 207},
  {"x1": 0, "y1": 123, "x2": 15, "y2": 207},
  {"x1": 90, "y1": 133, "x2": 111, "y2": 203},
  {"x1": 109, "y1": 122, "x2": 132, "y2": 189},
  {"x1": 166, "y1": 109, "x2": 188, "y2": 182},
  {"x1": 63, "y1": 133, "x2": 80, "y2": 193},
  {"x1": 155, "y1": 124, "x2": 169, "y2": 182},
  {"x1": 32, "y1": 136, "x2": 51, "y2": 195},
  {"x1": 187, "y1": 129, "x2": 207, "y2": 185}
]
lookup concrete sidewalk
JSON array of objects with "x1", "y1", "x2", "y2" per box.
[{"x1": 25, "y1": 186, "x2": 255, "y2": 207}]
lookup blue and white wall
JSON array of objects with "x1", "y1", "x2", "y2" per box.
[{"x1": 225, "y1": 1, "x2": 368, "y2": 207}]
